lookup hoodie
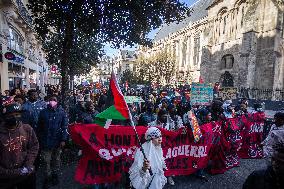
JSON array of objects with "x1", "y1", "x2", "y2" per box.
[{"x1": 0, "y1": 122, "x2": 39, "y2": 179}]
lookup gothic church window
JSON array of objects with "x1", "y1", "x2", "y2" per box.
[
  {"x1": 221, "y1": 54, "x2": 234, "y2": 69},
  {"x1": 219, "y1": 20, "x2": 221, "y2": 36},
  {"x1": 223, "y1": 17, "x2": 226, "y2": 34},
  {"x1": 241, "y1": 6, "x2": 245, "y2": 27},
  {"x1": 193, "y1": 37, "x2": 200, "y2": 66},
  {"x1": 182, "y1": 38, "x2": 187, "y2": 67}
]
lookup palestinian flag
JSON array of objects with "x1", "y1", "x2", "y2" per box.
[{"x1": 94, "y1": 72, "x2": 130, "y2": 128}]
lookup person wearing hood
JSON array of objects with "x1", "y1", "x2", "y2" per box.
[
  {"x1": 129, "y1": 127, "x2": 167, "y2": 189},
  {"x1": 37, "y1": 95, "x2": 68, "y2": 188},
  {"x1": 210, "y1": 100, "x2": 224, "y2": 121},
  {"x1": 0, "y1": 103, "x2": 39, "y2": 189}
]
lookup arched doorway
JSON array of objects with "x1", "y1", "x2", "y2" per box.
[{"x1": 220, "y1": 71, "x2": 234, "y2": 87}]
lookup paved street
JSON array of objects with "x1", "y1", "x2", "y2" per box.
[{"x1": 37, "y1": 158, "x2": 267, "y2": 189}]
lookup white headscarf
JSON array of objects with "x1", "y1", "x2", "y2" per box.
[
  {"x1": 129, "y1": 127, "x2": 167, "y2": 189},
  {"x1": 145, "y1": 127, "x2": 162, "y2": 141}
]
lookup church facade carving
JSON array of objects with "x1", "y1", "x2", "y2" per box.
[{"x1": 138, "y1": 0, "x2": 284, "y2": 89}]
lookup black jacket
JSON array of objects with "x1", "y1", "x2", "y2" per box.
[{"x1": 243, "y1": 166, "x2": 284, "y2": 189}]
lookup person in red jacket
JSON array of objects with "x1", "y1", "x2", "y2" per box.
[{"x1": 0, "y1": 103, "x2": 39, "y2": 189}]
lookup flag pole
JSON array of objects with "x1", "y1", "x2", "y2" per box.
[
  {"x1": 128, "y1": 110, "x2": 153, "y2": 176},
  {"x1": 110, "y1": 70, "x2": 153, "y2": 175}
]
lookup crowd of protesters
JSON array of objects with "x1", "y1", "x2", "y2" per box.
[{"x1": 0, "y1": 83, "x2": 283, "y2": 189}]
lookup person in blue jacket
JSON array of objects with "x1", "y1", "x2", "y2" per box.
[
  {"x1": 37, "y1": 95, "x2": 68, "y2": 188},
  {"x1": 22, "y1": 89, "x2": 47, "y2": 129}
]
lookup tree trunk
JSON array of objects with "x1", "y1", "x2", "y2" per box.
[{"x1": 60, "y1": 14, "x2": 74, "y2": 108}]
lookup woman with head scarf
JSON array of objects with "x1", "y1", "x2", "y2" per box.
[{"x1": 129, "y1": 127, "x2": 167, "y2": 189}]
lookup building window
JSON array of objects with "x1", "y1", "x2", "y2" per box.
[
  {"x1": 282, "y1": 13, "x2": 284, "y2": 38},
  {"x1": 219, "y1": 20, "x2": 221, "y2": 36},
  {"x1": 223, "y1": 17, "x2": 226, "y2": 34},
  {"x1": 186, "y1": 36, "x2": 191, "y2": 68},
  {"x1": 221, "y1": 54, "x2": 234, "y2": 69},
  {"x1": 241, "y1": 6, "x2": 245, "y2": 27},
  {"x1": 125, "y1": 64, "x2": 130, "y2": 70},
  {"x1": 193, "y1": 37, "x2": 200, "y2": 65},
  {"x1": 181, "y1": 38, "x2": 187, "y2": 67},
  {"x1": 8, "y1": 27, "x2": 24, "y2": 53}
]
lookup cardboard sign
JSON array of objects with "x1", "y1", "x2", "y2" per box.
[
  {"x1": 218, "y1": 88, "x2": 238, "y2": 100},
  {"x1": 190, "y1": 83, "x2": 213, "y2": 105}
]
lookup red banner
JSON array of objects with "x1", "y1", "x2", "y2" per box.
[
  {"x1": 209, "y1": 112, "x2": 265, "y2": 174},
  {"x1": 238, "y1": 113, "x2": 265, "y2": 158},
  {"x1": 70, "y1": 124, "x2": 213, "y2": 184},
  {"x1": 70, "y1": 112, "x2": 265, "y2": 184}
]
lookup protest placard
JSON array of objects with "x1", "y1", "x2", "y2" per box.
[
  {"x1": 190, "y1": 83, "x2": 213, "y2": 105},
  {"x1": 218, "y1": 87, "x2": 238, "y2": 100},
  {"x1": 124, "y1": 96, "x2": 145, "y2": 103}
]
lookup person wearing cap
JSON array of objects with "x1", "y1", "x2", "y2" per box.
[
  {"x1": 0, "y1": 103, "x2": 39, "y2": 189},
  {"x1": 262, "y1": 112, "x2": 284, "y2": 158},
  {"x1": 129, "y1": 127, "x2": 167, "y2": 189},
  {"x1": 37, "y1": 95, "x2": 68, "y2": 188},
  {"x1": 243, "y1": 143, "x2": 284, "y2": 189}
]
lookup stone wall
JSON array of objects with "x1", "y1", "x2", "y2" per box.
[{"x1": 139, "y1": 0, "x2": 284, "y2": 89}]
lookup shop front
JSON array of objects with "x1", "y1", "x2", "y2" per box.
[{"x1": 6, "y1": 52, "x2": 26, "y2": 90}]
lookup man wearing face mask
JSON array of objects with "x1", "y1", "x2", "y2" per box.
[
  {"x1": 38, "y1": 95, "x2": 68, "y2": 188},
  {"x1": 22, "y1": 89, "x2": 47, "y2": 129},
  {"x1": 0, "y1": 103, "x2": 39, "y2": 189}
]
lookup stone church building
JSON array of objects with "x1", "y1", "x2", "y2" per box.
[{"x1": 138, "y1": 0, "x2": 284, "y2": 90}]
